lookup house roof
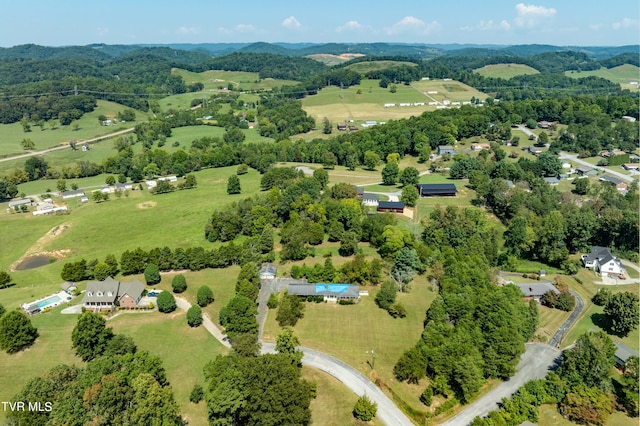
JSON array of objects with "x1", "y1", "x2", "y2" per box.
[
  {"x1": 505, "y1": 180, "x2": 514, "y2": 188},
  {"x1": 417, "y1": 183, "x2": 458, "y2": 196},
  {"x1": 288, "y1": 283, "x2": 360, "y2": 298},
  {"x1": 577, "y1": 165, "x2": 594, "y2": 173},
  {"x1": 543, "y1": 177, "x2": 559, "y2": 184},
  {"x1": 600, "y1": 175, "x2": 624, "y2": 185},
  {"x1": 438, "y1": 145, "x2": 455, "y2": 151},
  {"x1": 82, "y1": 277, "x2": 120, "y2": 304},
  {"x1": 583, "y1": 246, "x2": 613, "y2": 263},
  {"x1": 62, "y1": 190, "x2": 84, "y2": 197},
  {"x1": 378, "y1": 201, "x2": 405, "y2": 210},
  {"x1": 363, "y1": 193, "x2": 380, "y2": 201},
  {"x1": 118, "y1": 279, "x2": 144, "y2": 301},
  {"x1": 8, "y1": 198, "x2": 31, "y2": 207},
  {"x1": 516, "y1": 283, "x2": 560, "y2": 298},
  {"x1": 81, "y1": 277, "x2": 144, "y2": 305},
  {"x1": 260, "y1": 263, "x2": 277, "y2": 276},
  {"x1": 61, "y1": 282, "x2": 77, "y2": 291},
  {"x1": 613, "y1": 340, "x2": 639, "y2": 363},
  {"x1": 355, "y1": 186, "x2": 364, "y2": 195}
]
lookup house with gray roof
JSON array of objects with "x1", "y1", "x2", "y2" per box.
[
  {"x1": 82, "y1": 277, "x2": 144, "y2": 312},
  {"x1": 437, "y1": 145, "x2": 457, "y2": 156},
  {"x1": 576, "y1": 165, "x2": 597, "y2": 176},
  {"x1": 62, "y1": 189, "x2": 85, "y2": 199},
  {"x1": 362, "y1": 193, "x2": 380, "y2": 206},
  {"x1": 543, "y1": 177, "x2": 559, "y2": 185},
  {"x1": 516, "y1": 282, "x2": 559, "y2": 302},
  {"x1": 288, "y1": 282, "x2": 360, "y2": 302},
  {"x1": 613, "y1": 340, "x2": 639, "y2": 369},
  {"x1": 581, "y1": 246, "x2": 626, "y2": 278}
]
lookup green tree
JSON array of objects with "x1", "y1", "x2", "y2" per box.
[
  {"x1": 401, "y1": 185, "x2": 419, "y2": 207},
  {"x1": 276, "y1": 293, "x2": 304, "y2": 327},
  {"x1": 144, "y1": 263, "x2": 161, "y2": 285},
  {"x1": 313, "y1": 168, "x2": 329, "y2": 190},
  {"x1": 560, "y1": 385, "x2": 613, "y2": 426},
  {"x1": 322, "y1": 117, "x2": 332, "y2": 134},
  {"x1": 190, "y1": 384, "x2": 204, "y2": 404},
  {"x1": 71, "y1": 312, "x2": 113, "y2": 361},
  {"x1": 381, "y1": 161, "x2": 400, "y2": 185},
  {"x1": 0, "y1": 310, "x2": 38, "y2": 353},
  {"x1": 157, "y1": 291, "x2": 177, "y2": 313},
  {"x1": 353, "y1": 395, "x2": 377, "y2": 421},
  {"x1": 399, "y1": 166, "x2": 420, "y2": 187},
  {"x1": 537, "y1": 151, "x2": 562, "y2": 177},
  {"x1": 363, "y1": 150, "x2": 380, "y2": 170},
  {"x1": 56, "y1": 178, "x2": 67, "y2": 192},
  {"x1": 105, "y1": 175, "x2": 116, "y2": 185},
  {"x1": 0, "y1": 271, "x2": 13, "y2": 288},
  {"x1": 103, "y1": 334, "x2": 137, "y2": 356},
  {"x1": 604, "y1": 292, "x2": 639, "y2": 337},
  {"x1": 219, "y1": 296, "x2": 258, "y2": 336},
  {"x1": 0, "y1": 303, "x2": 4, "y2": 317},
  {"x1": 276, "y1": 327, "x2": 303, "y2": 365},
  {"x1": 104, "y1": 254, "x2": 119, "y2": 277},
  {"x1": 93, "y1": 262, "x2": 111, "y2": 281},
  {"x1": 171, "y1": 274, "x2": 187, "y2": 293},
  {"x1": 227, "y1": 174, "x2": 241, "y2": 194},
  {"x1": 20, "y1": 138, "x2": 35, "y2": 150},
  {"x1": 197, "y1": 285, "x2": 214, "y2": 307},
  {"x1": 559, "y1": 331, "x2": 616, "y2": 390},
  {"x1": 375, "y1": 280, "x2": 397, "y2": 310},
  {"x1": 186, "y1": 305, "x2": 203, "y2": 327},
  {"x1": 574, "y1": 178, "x2": 590, "y2": 195}
]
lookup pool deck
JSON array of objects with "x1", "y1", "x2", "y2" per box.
[{"x1": 22, "y1": 290, "x2": 73, "y2": 314}]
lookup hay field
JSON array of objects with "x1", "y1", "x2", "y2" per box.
[{"x1": 474, "y1": 63, "x2": 540, "y2": 79}]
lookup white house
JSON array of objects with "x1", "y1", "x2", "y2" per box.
[
  {"x1": 259, "y1": 264, "x2": 277, "y2": 280},
  {"x1": 581, "y1": 246, "x2": 626, "y2": 278}
]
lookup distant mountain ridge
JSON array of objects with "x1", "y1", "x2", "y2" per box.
[{"x1": 0, "y1": 42, "x2": 637, "y2": 62}]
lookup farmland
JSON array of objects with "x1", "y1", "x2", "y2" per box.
[{"x1": 474, "y1": 63, "x2": 540, "y2": 79}]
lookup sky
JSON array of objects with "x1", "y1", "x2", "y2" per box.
[{"x1": 1, "y1": 0, "x2": 639, "y2": 47}]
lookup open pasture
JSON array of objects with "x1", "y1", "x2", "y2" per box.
[
  {"x1": 565, "y1": 64, "x2": 640, "y2": 91},
  {"x1": 474, "y1": 63, "x2": 540, "y2": 79},
  {"x1": 0, "y1": 100, "x2": 143, "y2": 158},
  {"x1": 345, "y1": 60, "x2": 418, "y2": 73}
]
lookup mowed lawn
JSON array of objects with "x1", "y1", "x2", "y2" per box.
[
  {"x1": 474, "y1": 63, "x2": 540, "y2": 79},
  {"x1": 0, "y1": 100, "x2": 145, "y2": 157},
  {"x1": 109, "y1": 311, "x2": 228, "y2": 426},
  {"x1": 263, "y1": 274, "x2": 438, "y2": 415}
]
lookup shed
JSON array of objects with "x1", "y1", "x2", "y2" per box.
[
  {"x1": 260, "y1": 263, "x2": 277, "y2": 280},
  {"x1": 613, "y1": 340, "x2": 639, "y2": 369},
  {"x1": 416, "y1": 183, "x2": 458, "y2": 197},
  {"x1": 377, "y1": 201, "x2": 405, "y2": 213},
  {"x1": 362, "y1": 193, "x2": 380, "y2": 206},
  {"x1": 437, "y1": 145, "x2": 457, "y2": 156}
]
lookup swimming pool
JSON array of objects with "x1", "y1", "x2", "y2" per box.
[{"x1": 36, "y1": 295, "x2": 62, "y2": 309}]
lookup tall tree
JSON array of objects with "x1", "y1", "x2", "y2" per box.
[
  {"x1": 558, "y1": 331, "x2": 616, "y2": 390},
  {"x1": 0, "y1": 310, "x2": 38, "y2": 353},
  {"x1": 71, "y1": 312, "x2": 113, "y2": 361},
  {"x1": 227, "y1": 174, "x2": 241, "y2": 194},
  {"x1": 604, "y1": 292, "x2": 639, "y2": 337}
]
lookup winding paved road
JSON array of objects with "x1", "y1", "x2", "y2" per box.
[{"x1": 441, "y1": 344, "x2": 562, "y2": 426}]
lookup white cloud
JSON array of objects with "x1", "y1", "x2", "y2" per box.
[
  {"x1": 282, "y1": 16, "x2": 301, "y2": 29},
  {"x1": 514, "y1": 3, "x2": 557, "y2": 28},
  {"x1": 176, "y1": 26, "x2": 200, "y2": 35},
  {"x1": 612, "y1": 18, "x2": 639, "y2": 30},
  {"x1": 589, "y1": 23, "x2": 604, "y2": 31},
  {"x1": 385, "y1": 16, "x2": 441, "y2": 35},
  {"x1": 234, "y1": 24, "x2": 255, "y2": 33},
  {"x1": 337, "y1": 21, "x2": 364, "y2": 32},
  {"x1": 478, "y1": 20, "x2": 511, "y2": 31}
]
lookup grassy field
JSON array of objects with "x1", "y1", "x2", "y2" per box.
[
  {"x1": 262, "y1": 274, "x2": 438, "y2": 417},
  {"x1": 110, "y1": 311, "x2": 228, "y2": 426},
  {"x1": 345, "y1": 60, "x2": 418, "y2": 74},
  {"x1": 474, "y1": 63, "x2": 540, "y2": 79},
  {"x1": 539, "y1": 403, "x2": 638, "y2": 426},
  {"x1": 302, "y1": 78, "x2": 487, "y2": 123},
  {"x1": 0, "y1": 100, "x2": 144, "y2": 158},
  {"x1": 0, "y1": 166, "x2": 264, "y2": 308},
  {"x1": 565, "y1": 64, "x2": 640, "y2": 92}
]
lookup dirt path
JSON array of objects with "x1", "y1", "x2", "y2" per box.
[{"x1": 9, "y1": 223, "x2": 72, "y2": 271}]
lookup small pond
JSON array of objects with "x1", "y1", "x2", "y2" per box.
[{"x1": 15, "y1": 255, "x2": 54, "y2": 270}]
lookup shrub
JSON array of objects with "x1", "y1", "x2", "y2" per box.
[
  {"x1": 267, "y1": 293, "x2": 279, "y2": 309},
  {"x1": 388, "y1": 303, "x2": 407, "y2": 318},
  {"x1": 144, "y1": 263, "x2": 161, "y2": 285},
  {"x1": 353, "y1": 395, "x2": 377, "y2": 421},
  {"x1": 420, "y1": 387, "x2": 433, "y2": 406},
  {"x1": 187, "y1": 305, "x2": 203, "y2": 327},
  {"x1": 338, "y1": 299, "x2": 355, "y2": 305},
  {"x1": 592, "y1": 288, "x2": 612, "y2": 306},
  {"x1": 197, "y1": 285, "x2": 214, "y2": 307},
  {"x1": 157, "y1": 291, "x2": 177, "y2": 313},
  {"x1": 171, "y1": 274, "x2": 187, "y2": 293},
  {"x1": 190, "y1": 384, "x2": 204, "y2": 403}
]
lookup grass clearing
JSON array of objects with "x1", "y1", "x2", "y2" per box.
[
  {"x1": 263, "y1": 273, "x2": 438, "y2": 416},
  {"x1": 565, "y1": 64, "x2": 640, "y2": 92},
  {"x1": 109, "y1": 311, "x2": 228, "y2": 426},
  {"x1": 345, "y1": 60, "x2": 418, "y2": 73},
  {"x1": 538, "y1": 403, "x2": 637, "y2": 426},
  {"x1": 474, "y1": 63, "x2": 540, "y2": 79},
  {"x1": 0, "y1": 101, "x2": 144, "y2": 158}
]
